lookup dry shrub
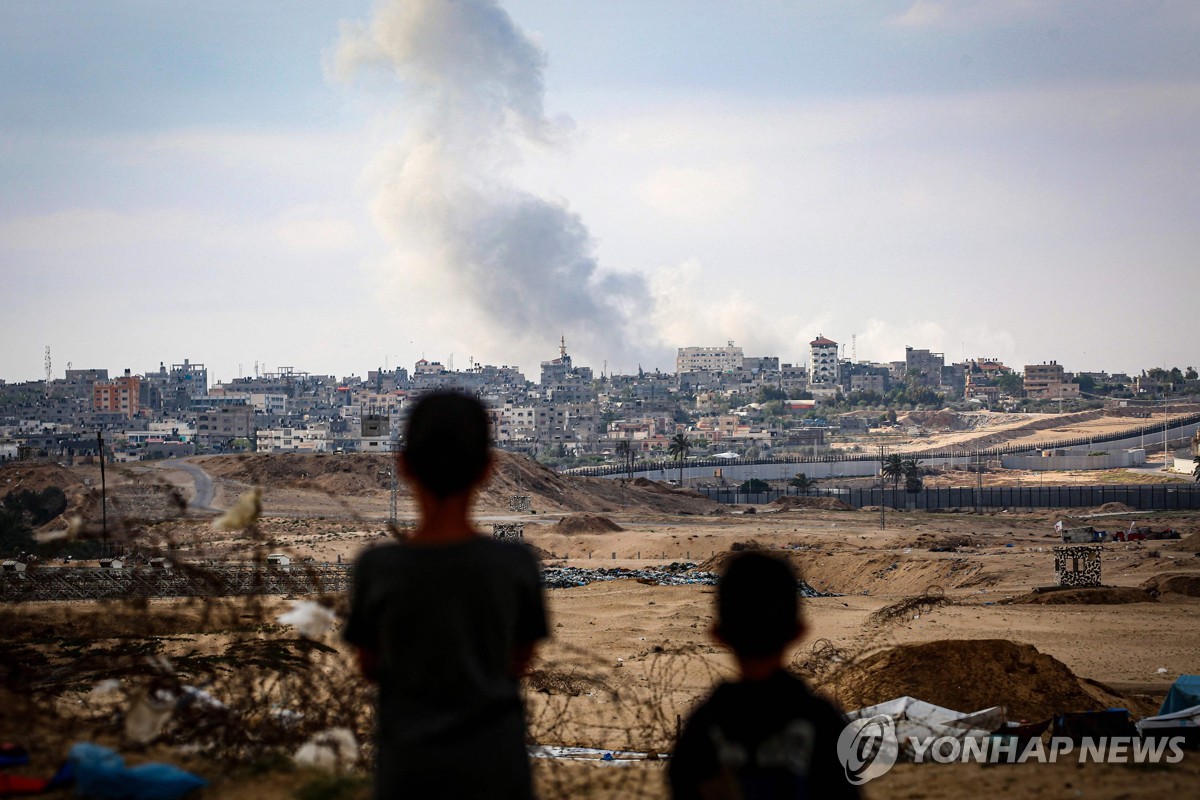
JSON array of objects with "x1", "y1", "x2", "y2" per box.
[{"x1": 867, "y1": 585, "x2": 954, "y2": 626}]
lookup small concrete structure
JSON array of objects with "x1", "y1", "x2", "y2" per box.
[
  {"x1": 492, "y1": 523, "x2": 526, "y2": 543},
  {"x1": 266, "y1": 553, "x2": 291, "y2": 567},
  {"x1": 508, "y1": 495, "x2": 533, "y2": 513},
  {"x1": 148, "y1": 557, "x2": 173, "y2": 571},
  {"x1": 98, "y1": 558, "x2": 125, "y2": 569},
  {"x1": 1053, "y1": 545, "x2": 1102, "y2": 588},
  {"x1": 1, "y1": 560, "x2": 27, "y2": 573},
  {"x1": 1003, "y1": 449, "x2": 1146, "y2": 471}
]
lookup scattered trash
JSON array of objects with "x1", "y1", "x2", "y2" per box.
[
  {"x1": 1158, "y1": 667, "x2": 1169, "y2": 675},
  {"x1": 89, "y1": 679, "x2": 122, "y2": 699},
  {"x1": 69, "y1": 742, "x2": 206, "y2": 800},
  {"x1": 541, "y1": 564, "x2": 829, "y2": 596},
  {"x1": 293, "y1": 728, "x2": 358, "y2": 772},
  {"x1": 276, "y1": 600, "x2": 338, "y2": 638},
  {"x1": 124, "y1": 690, "x2": 175, "y2": 745}
]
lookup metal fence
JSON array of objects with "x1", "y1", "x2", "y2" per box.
[
  {"x1": 697, "y1": 484, "x2": 1200, "y2": 511},
  {"x1": 0, "y1": 563, "x2": 351, "y2": 603},
  {"x1": 570, "y1": 411, "x2": 1200, "y2": 478}
]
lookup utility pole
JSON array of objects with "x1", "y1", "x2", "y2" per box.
[
  {"x1": 878, "y1": 445, "x2": 885, "y2": 530},
  {"x1": 975, "y1": 451, "x2": 984, "y2": 515},
  {"x1": 97, "y1": 431, "x2": 108, "y2": 553},
  {"x1": 389, "y1": 417, "x2": 400, "y2": 525}
]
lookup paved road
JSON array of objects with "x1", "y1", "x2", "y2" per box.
[{"x1": 159, "y1": 458, "x2": 218, "y2": 513}]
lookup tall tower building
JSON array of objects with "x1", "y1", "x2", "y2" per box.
[{"x1": 809, "y1": 335, "x2": 839, "y2": 387}]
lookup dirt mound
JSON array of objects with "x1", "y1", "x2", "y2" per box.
[
  {"x1": 770, "y1": 496, "x2": 854, "y2": 511},
  {"x1": 820, "y1": 639, "x2": 1123, "y2": 721},
  {"x1": 1167, "y1": 531, "x2": 1200, "y2": 552},
  {"x1": 205, "y1": 451, "x2": 723, "y2": 516},
  {"x1": 202, "y1": 453, "x2": 391, "y2": 496},
  {"x1": 480, "y1": 453, "x2": 719, "y2": 515},
  {"x1": 1096, "y1": 502, "x2": 1135, "y2": 513},
  {"x1": 696, "y1": 540, "x2": 770, "y2": 572},
  {"x1": 902, "y1": 410, "x2": 968, "y2": 431},
  {"x1": 551, "y1": 514, "x2": 624, "y2": 535},
  {"x1": 1141, "y1": 574, "x2": 1200, "y2": 598},
  {"x1": 1008, "y1": 587, "x2": 1155, "y2": 605},
  {"x1": 0, "y1": 462, "x2": 84, "y2": 495}
]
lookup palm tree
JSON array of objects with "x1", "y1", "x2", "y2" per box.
[
  {"x1": 789, "y1": 472, "x2": 818, "y2": 495},
  {"x1": 668, "y1": 432, "x2": 692, "y2": 485},
  {"x1": 881, "y1": 453, "x2": 906, "y2": 492},
  {"x1": 902, "y1": 456, "x2": 923, "y2": 479},
  {"x1": 1193, "y1": 455, "x2": 1200, "y2": 483},
  {"x1": 615, "y1": 440, "x2": 633, "y2": 479}
]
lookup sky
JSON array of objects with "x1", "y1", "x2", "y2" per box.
[{"x1": 2, "y1": 0, "x2": 1198, "y2": 385}]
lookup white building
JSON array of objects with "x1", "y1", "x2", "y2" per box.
[
  {"x1": 256, "y1": 424, "x2": 331, "y2": 453},
  {"x1": 809, "y1": 335, "x2": 839, "y2": 388},
  {"x1": 677, "y1": 343, "x2": 744, "y2": 374}
]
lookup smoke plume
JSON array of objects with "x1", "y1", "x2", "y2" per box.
[{"x1": 333, "y1": 0, "x2": 649, "y2": 367}]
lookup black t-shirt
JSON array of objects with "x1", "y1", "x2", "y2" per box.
[
  {"x1": 669, "y1": 670, "x2": 859, "y2": 800},
  {"x1": 344, "y1": 536, "x2": 548, "y2": 799}
]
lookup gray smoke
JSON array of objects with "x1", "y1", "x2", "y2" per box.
[{"x1": 333, "y1": 0, "x2": 648, "y2": 365}]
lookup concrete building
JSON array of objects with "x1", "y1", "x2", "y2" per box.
[
  {"x1": 195, "y1": 405, "x2": 255, "y2": 450},
  {"x1": 904, "y1": 347, "x2": 945, "y2": 388},
  {"x1": 540, "y1": 338, "x2": 593, "y2": 388},
  {"x1": 257, "y1": 424, "x2": 331, "y2": 453},
  {"x1": 1024, "y1": 361, "x2": 1078, "y2": 400},
  {"x1": 809, "y1": 336, "x2": 839, "y2": 388},
  {"x1": 92, "y1": 370, "x2": 141, "y2": 418},
  {"x1": 677, "y1": 343, "x2": 744, "y2": 374}
]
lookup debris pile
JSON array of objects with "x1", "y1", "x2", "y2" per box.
[
  {"x1": 540, "y1": 563, "x2": 829, "y2": 595},
  {"x1": 819, "y1": 639, "x2": 1148, "y2": 721}
]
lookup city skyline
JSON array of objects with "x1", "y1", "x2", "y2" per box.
[{"x1": 3, "y1": 1, "x2": 1198, "y2": 383}]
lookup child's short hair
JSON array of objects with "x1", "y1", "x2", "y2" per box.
[
  {"x1": 402, "y1": 391, "x2": 491, "y2": 498},
  {"x1": 717, "y1": 551, "x2": 800, "y2": 658}
]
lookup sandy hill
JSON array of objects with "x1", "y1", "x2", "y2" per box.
[
  {"x1": 819, "y1": 639, "x2": 1151, "y2": 720},
  {"x1": 200, "y1": 451, "x2": 721, "y2": 516}
]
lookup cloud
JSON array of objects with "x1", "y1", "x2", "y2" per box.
[
  {"x1": 636, "y1": 164, "x2": 753, "y2": 221},
  {"x1": 889, "y1": 1, "x2": 1050, "y2": 30},
  {"x1": 0, "y1": 207, "x2": 248, "y2": 251},
  {"x1": 333, "y1": 0, "x2": 649, "y2": 369}
]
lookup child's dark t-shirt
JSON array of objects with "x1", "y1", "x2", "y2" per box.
[
  {"x1": 344, "y1": 536, "x2": 548, "y2": 799},
  {"x1": 669, "y1": 670, "x2": 859, "y2": 800}
]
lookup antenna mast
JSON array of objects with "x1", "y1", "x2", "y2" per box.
[{"x1": 44, "y1": 346, "x2": 51, "y2": 397}]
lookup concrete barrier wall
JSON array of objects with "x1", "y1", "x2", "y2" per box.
[{"x1": 1001, "y1": 450, "x2": 1145, "y2": 471}]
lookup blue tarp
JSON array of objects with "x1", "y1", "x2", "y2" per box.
[{"x1": 1160, "y1": 675, "x2": 1200, "y2": 715}]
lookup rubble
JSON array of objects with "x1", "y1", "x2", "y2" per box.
[{"x1": 540, "y1": 563, "x2": 829, "y2": 596}]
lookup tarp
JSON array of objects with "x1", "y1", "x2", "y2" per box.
[
  {"x1": 712, "y1": 452, "x2": 741, "y2": 459},
  {"x1": 1159, "y1": 675, "x2": 1200, "y2": 715},
  {"x1": 844, "y1": 696, "x2": 1006, "y2": 755},
  {"x1": 1136, "y1": 703, "x2": 1200, "y2": 732},
  {"x1": 1136, "y1": 703, "x2": 1200, "y2": 750}
]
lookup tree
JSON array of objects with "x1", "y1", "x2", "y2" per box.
[
  {"x1": 615, "y1": 440, "x2": 634, "y2": 479},
  {"x1": 789, "y1": 473, "x2": 818, "y2": 494},
  {"x1": 996, "y1": 372, "x2": 1024, "y2": 395},
  {"x1": 667, "y1": 432, "x2": 692, "y2": 485},
  {"x1": 881, "y1": 453, "x2": 907, "y2": 491},
  {"x1": 739, "y1": 478, "x2": 770, "y2": 495},
  {"x1": 1193, "y1": 455, "x2": 1200, "y2": 483}
]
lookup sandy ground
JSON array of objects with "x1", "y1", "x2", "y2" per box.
[{"x1": 6, "y1": 429, "x2": 1200, "y2": 799}]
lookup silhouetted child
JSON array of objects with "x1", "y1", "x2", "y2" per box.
[
  {"x1": 670, "y1": 551, "x2": 859, "y2": 799},
  {"x1": 344, "y1": 391, "x2": 548, "y2": 799}
]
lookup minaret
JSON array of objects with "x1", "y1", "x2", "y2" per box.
[{"x1": 559, "y1": 335, "x2": 567, "y2": 360}]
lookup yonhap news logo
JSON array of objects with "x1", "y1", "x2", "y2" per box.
[
  {"x1": 836, "y1": 719, "x2": 1186, "y2": 785},
  {"x1": 836, "y1": 715, "x2": 899, "y2": 785}
]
